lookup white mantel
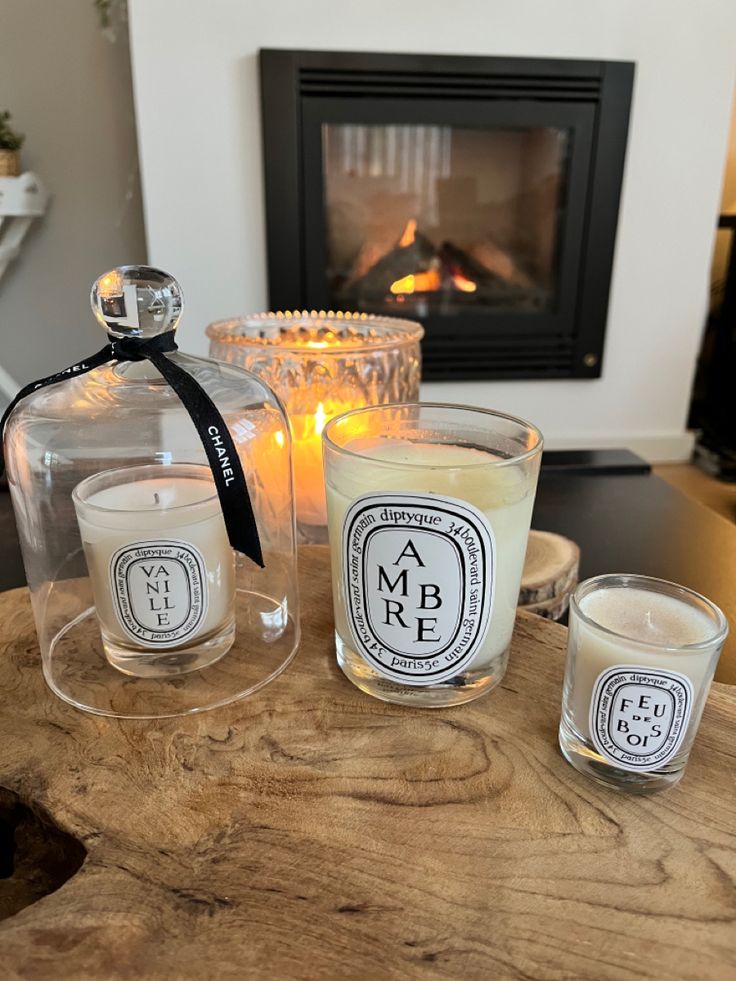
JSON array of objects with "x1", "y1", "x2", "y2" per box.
[{"x1": 128, "y1": 0, "x2": 736, "y2": 461}]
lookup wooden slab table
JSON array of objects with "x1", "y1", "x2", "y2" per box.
[{"x1": 1, "y1": 547, "x2": 735, "y2": 980}]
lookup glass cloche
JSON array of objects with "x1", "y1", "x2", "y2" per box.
[{"x1": 2, "y1": 266, "x2": 299, "y2": 718}]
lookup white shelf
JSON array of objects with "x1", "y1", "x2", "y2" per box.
[
  {"x1": 0, "y1": 171, "x2": 49, "y2": 281},
  {"x1": 0, "y1": 172, "x2": 50, "y2": 399}
]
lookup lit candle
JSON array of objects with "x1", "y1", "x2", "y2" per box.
[
  {"x1": 206, "y1": 311, "x2": 424, "y2": 543},
  {"x1": 559, "y1": 575, "x2": 728, "y2": 791},
  {"x1": 72, "y1": 464, "x2": 235, "y2": 678},
  {"x1": 290, "y1": 401, "x2": 329, "y2": 529},
  {"x1": 291, "y1": 398, "x2": 373, "y2": 530},
  {"x1": 323, "y1": 405, "x2": 542, "y2": 707}
]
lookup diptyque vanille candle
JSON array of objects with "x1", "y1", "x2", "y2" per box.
[
  {"x1": 323, "y1": 405, "x2": 543, "y2": 707},
  {"x1": 3, "y1": 265, "x2": 301, "y2": 719},
  {"x1": 73, "y1": 464, "x2": 235, "y2": 678}
]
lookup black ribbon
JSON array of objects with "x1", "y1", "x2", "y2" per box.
[{"x1": 0, "y1": 333, "x2": 264, "y2": 568}]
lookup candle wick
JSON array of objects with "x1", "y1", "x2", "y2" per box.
[{"x1": 154, "y1": 492, "x2": 161, "y2": 506}]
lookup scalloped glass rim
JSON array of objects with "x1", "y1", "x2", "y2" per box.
[{"x1": 206, "y1": 310, "x2": 424, "y2": 354}]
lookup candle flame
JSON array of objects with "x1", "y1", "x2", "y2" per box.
[
  {"x1": 314, "y1": 402, "x2": 327, "y2": 436},
  {"x1": 274, "y1": 429, "x2": 285, "y2": 448}
]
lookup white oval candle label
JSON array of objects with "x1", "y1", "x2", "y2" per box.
[
  {"x1": 590, "y1": 666, "x2": 694, "y2": 771},
  {"x1": 109, "y1": 540, "x2": 208, "y2": 648},
  {"x1": 342, "y1": 493, "x2": 495, "y2": 686}
]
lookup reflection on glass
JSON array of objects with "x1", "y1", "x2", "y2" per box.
[{"x1": 322, "y1": 124, "x2": 569, "y2": 316}]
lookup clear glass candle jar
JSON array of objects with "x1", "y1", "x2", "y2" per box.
[
  {"x1": 207, "y1": 311, "x2": 423, "y2": 543},
  {"x1": 559, "y1": 574, "x2": 728, "y2": 792},
  {"x1": 3, "y1": 266, "x2": 300, "y2": 718},
  {"x1": 323, "y1": 403, "x2": 543, "y2": 707}
]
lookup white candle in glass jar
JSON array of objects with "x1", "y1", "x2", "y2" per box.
[
  {"x1": 325, "y1": 439, "x2": 537, "y2": 682},
  {"x1": 73, "y1": 465, "x2": 235, "y2": 656},
  {"x1": 559, "y1": 576, "x2": 728, "y2": 789},
  {"x1": 568, "y1": 586, "x2": 721, "y2": 745}
]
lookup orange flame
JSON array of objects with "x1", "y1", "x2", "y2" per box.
[
  {"x1": 452, "y1": 273, "x2": 477, "y2": 293},
  {"x1": 398, "y1": 218, "x2": 417, "y2": 248},
  {"x1": 389, "y1": 268, "x2": 442, "y2": 295}
]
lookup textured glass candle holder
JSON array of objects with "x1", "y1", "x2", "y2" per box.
[{"x1": 207, "y1": 311, "x2": 423, "y2": 543}]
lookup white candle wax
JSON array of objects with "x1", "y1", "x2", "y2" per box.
[
  {"x1": 569, "y1": 586, "x2": 719, "y2": 746},
  {"x1": 326, "y1": 439, "x2": 537, "y2": 684},
  {"x1": 74, "y1": 470, "x2": 235, "y2": 657}
]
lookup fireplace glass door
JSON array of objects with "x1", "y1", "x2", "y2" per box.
[
  {"x1": 301, "y1": 97, "x2": 596, "y2": 372},
  {"x1": 321, "y1": 123, "x2": 568, "y2": 318},
  {"x1": 262, "y1": 51, "x2": 634, "y2": 379}
]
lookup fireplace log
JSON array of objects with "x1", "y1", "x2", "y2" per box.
[
  {"x1": 347, "y1": 230, "x2": 436, "y2": 296},
  {"x1": 439, "y1": 240, "x2": 508, "y2": 288},
  {"x1": 467, "y1": 239, "x2": 534, "y2": 289}
]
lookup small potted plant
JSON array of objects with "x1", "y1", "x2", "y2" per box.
[{"x1": 0, "y1": 111, "x2": 25, "y2": 177}]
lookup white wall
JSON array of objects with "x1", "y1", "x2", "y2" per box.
[
  {"x1": 0, "y1": 0, "x2": 146, "y2": 389},
  {"x1": 128, "y1": 0, "x2": 736, "y2": 461}
]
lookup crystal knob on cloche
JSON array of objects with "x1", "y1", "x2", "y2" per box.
[{"x1": 90, "y1": 265, "x2": 183, "y2": 338}]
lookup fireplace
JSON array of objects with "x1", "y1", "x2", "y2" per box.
[{"x1": 260, "y1": 50, "x2": 634, "y2": 380}]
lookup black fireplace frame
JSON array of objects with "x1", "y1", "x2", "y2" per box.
[{"x1": 260, "y1": 49, "x2": 634, "y2": 381}]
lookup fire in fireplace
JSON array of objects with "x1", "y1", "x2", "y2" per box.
[
  {"x1": 323, "y1": 121, "x2": 567, "y2": 320},
  {"x1": 260, "y1": 50, "x2": 634, "y2": 380},
  {"x1": 345, "y1": 212, "x2": 545, "y2": 310}
]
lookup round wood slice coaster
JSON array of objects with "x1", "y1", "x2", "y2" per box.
[
  {"x1": 519, "y1": 530, "x2": 580, "y2": 609},
  {"x1": 520, "y1": 591, "x2": 573, "y2": 622}
]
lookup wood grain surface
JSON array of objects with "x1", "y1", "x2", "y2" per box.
[{"x1": 0, "y1": 546, "x2": 735, "y2": 980}]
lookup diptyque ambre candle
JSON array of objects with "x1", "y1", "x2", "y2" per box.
[{"x1": 323, "y1": 404, "x2": 543, "y2": 707}]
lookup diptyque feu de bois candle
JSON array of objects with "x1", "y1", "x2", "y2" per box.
[{"x1": 559, "y1": 574, "x2": 728, "y2": 792}]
